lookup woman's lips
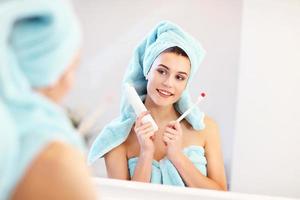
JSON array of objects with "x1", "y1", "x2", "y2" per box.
[{"x1": 156, "y1": 89, "x2": 174, "y2": 98}]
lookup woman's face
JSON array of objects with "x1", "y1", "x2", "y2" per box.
[{"x1": 146, "y1": 52, "x2": 191, "y2": 107}]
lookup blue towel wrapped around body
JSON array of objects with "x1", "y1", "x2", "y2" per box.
[
  {"x1": 128, "y1": 146, "x2": 207, "y2": 186},
  {"x1": 0, "y1": 0, "x2": 84, "y2": 199}
]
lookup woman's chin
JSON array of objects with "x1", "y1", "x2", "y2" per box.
[{"x1": 152, "y1": 98, "x2": 174, "y2": 107}]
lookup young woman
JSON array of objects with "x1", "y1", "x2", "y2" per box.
[
  {"x1": 0, "y1": 1, "x2": 97, "y2": 199},
  {"x1": 89, "y1": 21, "x2": 227, "y2": 190}
]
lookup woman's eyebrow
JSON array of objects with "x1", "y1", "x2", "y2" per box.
[
  {"x1": 158, "y1": 64, "x2": 188, "y2": 75},
  {"x1": 178, "y1": 71, "x2": 188, "y2": 76},
  {"x1": 158, "y1": 64, "x2": 169, "y2": 70}
]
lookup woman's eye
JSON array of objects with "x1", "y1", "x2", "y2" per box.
[
  {"x1": 157, "y1": 69, "x2": 167, "y2": 75},
  {"x1": 176, "y1": 75, "x2": 186, "y2": 81}
]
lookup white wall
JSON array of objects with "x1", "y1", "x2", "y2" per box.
[{"x1": 231, "y1": 0, "x2": 300, "y2": 198}]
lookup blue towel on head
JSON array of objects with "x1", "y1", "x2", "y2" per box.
[
  {"x1": 88, "y1": 21, "x2": 206, "y2": 165},
  {"x1": 0, "y1": 0, "x2": 84, "y2": 199}
]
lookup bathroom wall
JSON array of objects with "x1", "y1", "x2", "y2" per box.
[{"x1": 231, "y1": 0, "x2": 300, "y2": 198}]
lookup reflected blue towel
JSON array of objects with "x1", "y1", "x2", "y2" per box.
[
  {"x1": 0, "y1": 1, "x2": 84, "y2": 199},
  {"x1": 128, "y1": 146, "x2": 207, "y2": 186},
  {"x1": 88, "y1": 21, "x2": 206, "y2": 164}
]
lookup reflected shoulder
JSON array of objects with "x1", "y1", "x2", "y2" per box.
[
  {"x1": 12, "y1": 141, "x2": 97, "y2": 200},
  {"x1": 202, "y1": 115, "x2": 220, "y2": 138},
  {"x1": 204, "y1": 115, "x2": 219, "y2": 130}
]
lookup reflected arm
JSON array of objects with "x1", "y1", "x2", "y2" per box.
[
  {"x1": 171, "y1": 117, "x2": 227, "y2": 190},
  {"x1": 104, "y1": 143, "x2": 130, "y2": 180}
]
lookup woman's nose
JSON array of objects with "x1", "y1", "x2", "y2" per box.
[{"x1": 162, "y1": 76, "x2": 173, "y2": 88}]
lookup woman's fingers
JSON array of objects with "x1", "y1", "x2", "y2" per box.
[
  {"x1": 163, "y1": 120, "x2": 182, "y2": 145},
  {"x1": 136, "y1": 126, "x2": 154, "y2": 136},
  {"x1": 173, "y1": 121, "x2": 182, "y2": 132},
  {"x1": 164, "y1": 132, "x2": 176, "y2": 140},
  {"x1": 145, "y1": 131, "x2": 155, "y2": 139},
  {"x1": 139, "y1": 131, "x2": 155, "y2": 143},
  {"x1": 165, "y1": 127, "x2": 177, "y2": 135},
  {"x1": 166, "y1": 121, "x2": 182, "y2": 135},
  {"x1": 168, "y1": 120, "x2": 176, "y2": 126},
  {"x1": 135, "y1": 111, "x2": 150, "y2": 127},
  {"x1": 163, "y1": 135, "x2": 171, "y2": 143},
  {"x1": 135, "y1": 122, "x2": 152, "y2": 133}
]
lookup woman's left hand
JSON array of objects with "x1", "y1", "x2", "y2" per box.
[{"x1": 163, "y1": 120, "x2": 183, "y2": 161}]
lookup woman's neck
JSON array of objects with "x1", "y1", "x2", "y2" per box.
[{"x1": 144, "y1": 95, "x2": 179, "y2": 123}]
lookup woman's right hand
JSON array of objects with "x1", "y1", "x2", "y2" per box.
[{"x1": 134, "y1": 111, "x2": 155, "y2": 156}]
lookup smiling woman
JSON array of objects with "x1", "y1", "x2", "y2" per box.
[
  {"x1": 88, "y1": 21, "x2": 227, "y2": 191},
  {"x1": 146, "y1": 47, "x2": 190, "y2": 107}
]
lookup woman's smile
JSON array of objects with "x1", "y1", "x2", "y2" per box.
[{"x1": 156, "y1": 88, "x2": 174, "y2": 98}]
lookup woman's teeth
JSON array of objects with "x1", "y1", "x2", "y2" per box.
[{"x1": 157, "y1": 89, "x2": 173, "y2": 96}]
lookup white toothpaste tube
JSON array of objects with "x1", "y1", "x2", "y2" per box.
[{"x1": 125, "y1": 84, "x2": 158, "y2": 132}]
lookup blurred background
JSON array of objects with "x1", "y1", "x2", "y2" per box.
[{"x1": 63, "y1": 0, "x2": 300, "y2": 199}]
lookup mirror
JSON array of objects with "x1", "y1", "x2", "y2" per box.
[{"x1": 65, "y1": 0, "x2": 300, "y2": 199}]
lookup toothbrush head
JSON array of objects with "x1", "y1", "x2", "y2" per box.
[{"x1": 195, "y1": 92, "x2": 206, "y2": 103}]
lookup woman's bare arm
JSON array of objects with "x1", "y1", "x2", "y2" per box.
[
  {"x1": 170, "y1": 117, "x2": 227, "y2": 190},
  {"x1": 104, "y1": 144, "x2": 130, "y2": 180},
  {"x1": 204, "y1": 117, "x2": 227, "y2": 190}
]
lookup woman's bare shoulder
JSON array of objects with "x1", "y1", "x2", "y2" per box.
[
  {"x1": 24, "y1": 141, "x2": 86, "y2": 172},
  {"x1": 201, "y1": 115, "x2": 221, "y2": 147},
  {"x1": 204, "y1": 115, "x2": 219, "y2": 130},
  {"x1": 12, "y1": 141, "x2": 96, "y2": 200},
  {"x1": 198, "y1": 115, "x2": 220, "y2": 139}
]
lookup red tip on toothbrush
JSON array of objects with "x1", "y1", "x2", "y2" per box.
[{"x1": 201, "y1": 92, "x2": 206, "y2": 97}]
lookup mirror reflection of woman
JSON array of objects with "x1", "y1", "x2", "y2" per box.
[{"x1": 89, "y1": 21, "x2": 227, "y2": 190}]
